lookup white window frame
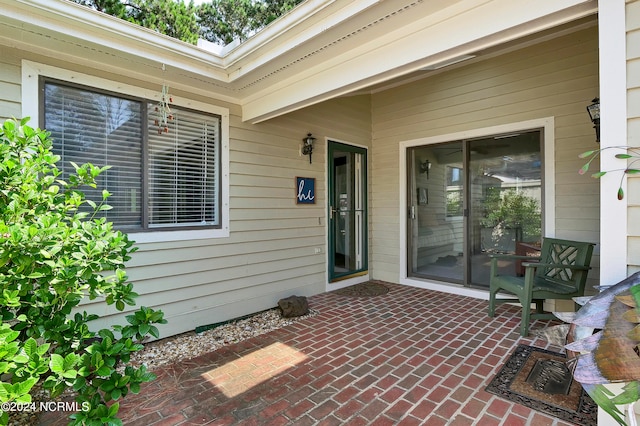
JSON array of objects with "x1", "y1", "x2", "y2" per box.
[{"x1": 21, "y1": 60, "x2": 230, "y2": 243}]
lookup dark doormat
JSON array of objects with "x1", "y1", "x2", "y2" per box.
[
  {"x1": 333, "y1": 281, "x2": 389, "y2": 297},
  {"x1": 486, "y1": 344, "x2": 597, "y2": 426}
]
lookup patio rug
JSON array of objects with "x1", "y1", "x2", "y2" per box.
[
  {"x1": 486, "y1": 344, "x2": 597, "y2": 426},
  {"x1": 333, "y1": 281, "x2": 389, "y2": 297}
]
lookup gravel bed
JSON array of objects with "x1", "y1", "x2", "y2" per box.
[
  {"x1": 128, "y1": 307, "x2": 318, "y2": 370},
  {"x1": 8, "y1": 307, "x2": 317, "y2": 425}
]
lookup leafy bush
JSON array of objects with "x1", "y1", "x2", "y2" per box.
[{"x1": 0, "y1": 118, "x2": 167, "y2": 425}]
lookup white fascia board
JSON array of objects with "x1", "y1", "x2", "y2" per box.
[
  {"x1": 2, "y1": 0, "x2": 229, "y2": 82},
  {"x1": 223, "y1": 0, "x2": 377, "y2": 78},
  {"x1": 242, "y1": 0, "x2": 597, "y2": 123}
]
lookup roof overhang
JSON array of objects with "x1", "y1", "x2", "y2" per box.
[{"x1": 0, "y1": 0, "x2": 597, "y2": 123}]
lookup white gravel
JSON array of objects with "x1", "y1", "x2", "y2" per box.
[{"x1": 128, "y1": 307, "x2": 317, "y2": 371}]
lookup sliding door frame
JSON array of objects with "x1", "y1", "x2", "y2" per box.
[{"x1": 398, "y1": 117, "x2": 555, "y2": 297}]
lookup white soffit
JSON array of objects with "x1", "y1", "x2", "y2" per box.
[
  {"x1": 0, "y1": 0, "x2": 226, "y2": 73},
  {"x1": 0, "y1": 0, "x2": 597, "y2": 122},
  {"x1": 0, "y1": 0, "x2": 238, "y2": 101},
  {"x1": 242, "y1": 0, "x2": 598, "y2": 122}
]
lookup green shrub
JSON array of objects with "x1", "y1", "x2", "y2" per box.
[
  {"x1": 0, "y1": 118, "x2": 167, "y2": 425},
  {"x1": 481, "y1": 187, "x2": 541, "y2": 241}
]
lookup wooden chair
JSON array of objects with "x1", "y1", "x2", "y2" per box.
[{"x1": 488, "y1": 237, "x2": 595, "y2": 336}]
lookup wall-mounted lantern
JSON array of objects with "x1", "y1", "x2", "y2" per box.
[
  {"x1": 302, "y1": 133, "x2": 316, "y2": 163},
  {"x1": 586, "y1": 97, "x2": 600, "y2": 143},
  {"x1": 420, "y1": 159, "x2": 431, "y2": 178}
]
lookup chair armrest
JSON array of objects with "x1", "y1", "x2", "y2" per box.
[
  {"x1": 521, "y1": 262, "x2": 590, "y2": 270},
  {"x1": 489, "y1": 254, "x2": 540, "y2": 278},
  {"x1": 488, "y1": 254, "x2": 540, "y2": 261}
]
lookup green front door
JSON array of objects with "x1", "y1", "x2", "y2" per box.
[{"x1": 328, "y1": 141, "x2": 368, "y2": 282}]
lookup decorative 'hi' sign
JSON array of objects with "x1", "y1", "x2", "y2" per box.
[{"x1": 296, "y1": 177, "x2": 315, "y2": 204}]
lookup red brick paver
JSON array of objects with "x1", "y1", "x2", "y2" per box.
[{"x1": 42, "y1": 282, "x2": 571, "y2": 425}]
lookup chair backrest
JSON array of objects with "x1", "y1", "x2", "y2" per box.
[{"x1": 536, "y1": 238, "x2": 595, "y2": 292}]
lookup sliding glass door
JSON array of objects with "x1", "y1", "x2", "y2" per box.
[
  {"x1": 407, "y1": 142, "x2": 464, "y2": 283},
  {"x1": 407, "y1": 130, "x2": 542, "y2": 288},
  {"x1": 467, "y1": 133, "x2": 542, "y2": 286}
]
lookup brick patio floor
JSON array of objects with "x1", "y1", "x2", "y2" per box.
[{"x1": 42, "y1": 281, "x2": 578, "y2": 425}]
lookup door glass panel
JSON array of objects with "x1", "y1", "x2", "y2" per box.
[
  {"x1": 407, "y1": 142, "x2": 464, "y2": 282},
  {"x1": 469, "y1": 132, "x2": 542, "y2": 287},
  {"x1": 406, "y1": 131, "x2": 542, "y2": 288},
  {"x1": 330, "y1": 143, "x2": 367, "y2": 280}
]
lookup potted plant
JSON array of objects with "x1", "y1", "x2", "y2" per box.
[{"x1": 480, "y1": 187, "x2": 541, "y2": 252}]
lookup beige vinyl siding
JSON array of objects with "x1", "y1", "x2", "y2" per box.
[
  {"x1": 96, "y1": 96, "x2": 371, "y2": 338},
  {"x1": 370, "y1": 27, "x2": 600, "y2": 288},
  {"x1": 0, "y1": 47, "x2": 21, "y2": 122},
  {"x1": 126, "y1": 97, "x2": 371, "y2": 337},
  {"x1": 0, "y1": 45, "x2": 372, "y2": 338},
  {"x1": 628, "y1": 0, "x2": 640, "y2": 272}
]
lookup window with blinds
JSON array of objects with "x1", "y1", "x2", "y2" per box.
[
  {"x1": 43, "y1": 80, "x2": 221, "y2": 231},
  {"x1": 147, "y1": 106, "x2": 219, "y2": 227}
]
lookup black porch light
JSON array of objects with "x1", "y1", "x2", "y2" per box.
[
  {"x1": 302, "y1": 133, "x2": 316, "y2": 163},
  {"x1": 586, "y1": 97, "x2": 600, "y2": 143}
]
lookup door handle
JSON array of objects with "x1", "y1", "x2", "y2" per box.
[{"x1": 409, "y1": 205, "x2": 416, "y2": 219}]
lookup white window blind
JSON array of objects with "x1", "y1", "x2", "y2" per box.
[
  {"x1": 43, "y1": 81, "x2": 221, "y2": 231},
  {"x1": 44, "y1": 82, "x2": 142, "y2": 228},
  {"x1": 147, "y1": 106, "x2": 220, "y2": 227}
]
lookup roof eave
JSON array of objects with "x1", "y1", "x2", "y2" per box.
[
  {"x1": 0, "y1": 0, "x2": 598, "y2": 124},
  {"x1": 1, "y1": 0, "x2": 230, "y2": 81},
  {"x1": 241, "y1": 0, "x2": 598, "y2": 123}
]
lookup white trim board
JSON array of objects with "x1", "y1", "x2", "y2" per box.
[{"x1": 597, "y1": 0, "x2": 628, "y2": 285}]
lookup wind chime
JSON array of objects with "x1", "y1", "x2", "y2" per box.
[{"x1": 154, "y1": 65, "x2": 174, "y2": 134}]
